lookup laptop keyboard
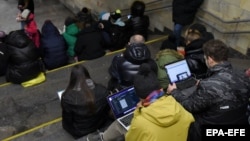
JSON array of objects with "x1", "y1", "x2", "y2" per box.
[
  {"x1": 120, "y1": 113, "x2": 134, "y2": 127},
  {"x1": 176, "y1": 77, "x2": 197, "y2": 90}
]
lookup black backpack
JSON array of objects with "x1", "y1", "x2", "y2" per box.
[{"x1": 108, "y1": 25, "x2": 127, "y2": 51}]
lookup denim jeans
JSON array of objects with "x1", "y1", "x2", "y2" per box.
[
  {"x1": 20, "y1": 21, "x2": 26, "y2": 29},
  {"x1": 173, "y1": 23, "x2": 183, "y2": 47}
]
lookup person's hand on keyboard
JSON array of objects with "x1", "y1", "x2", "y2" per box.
[{"x1": 167, "y1": 83, "x2": 177, "y2": 94}]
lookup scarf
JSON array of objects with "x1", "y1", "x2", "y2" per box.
[{"x1": 142, "y1": 88, "x2": 164, "y2": 107}]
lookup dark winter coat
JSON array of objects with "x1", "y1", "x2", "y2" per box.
[
  {"x1": 108, "y1": 43, "x2": 157, "y2": 89},
  {"x1": 185, "y1": 38, "x2": 208, "y2": 79},
  {"x1": 63, "y1": 23, "x2": 80, "y2": 57},
  {"x1": 5, "y1": 30, "x2": 43, "y2": 84},
  {"x1": 172, "y1": 61, "x2": 250, "y2": 141},
  {"x1": 74, "y1": 25, "x2": 106, "y2": 61},
  {"x1": 61, "y1": 83, "x2": 110, "y2": 139},
  {"x1": 0, "y1": 43, "x2": 9, "y2": 76},
  {"x1": 99, "y1": 20, "x2": 127, "y2": 51},
  {"x1": 172, "y1": 0, "x2": 204, "y2": 26},
  {"x1": 124, "y1": 15, "x2": 150, "y2": 41},
  {"x1": 40, "y1": 20, "x2": 68, "y2": 70}
]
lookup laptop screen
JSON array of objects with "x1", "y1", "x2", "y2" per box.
[
  {"x1": 107, "y1": 86, "x2": 140, "y2": 119},
  {"x1": 164, "y1": 59, "x2": 192, "y2": 83}
]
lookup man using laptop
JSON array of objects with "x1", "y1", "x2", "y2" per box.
[
  {"x1": 87, "y1": 63, "x2": 194, "y2": 141},
  {"x1": 167, "y1": 39, "x2": 250, "y2": 141}
]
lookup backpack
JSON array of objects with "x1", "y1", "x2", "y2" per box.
[{"x1": 108, "y1": 25, "x2": 127, "y2": 51}]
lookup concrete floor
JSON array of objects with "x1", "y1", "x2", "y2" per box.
[{"x1": 0, "y1": 0, "x2": 250, "y2": 141}]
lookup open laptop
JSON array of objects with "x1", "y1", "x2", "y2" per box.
[
  {"x1": 107, "y1": 86, "x2": 140, "y2": 130},
  {"x1": 164, "y1": 59, "x2": 197, "y2": 90}
]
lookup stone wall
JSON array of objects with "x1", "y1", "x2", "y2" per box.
[
  {"x1": 198, "y1": 0, "x2": 250, "y2": 56},
  {"x1": 59, "y1": 0, "x2": 250, "y2": 56}
]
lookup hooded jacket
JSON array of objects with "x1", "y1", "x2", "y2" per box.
[
  {"x1": 5, "y1": 30, "x2": 43, "y2": 84},
  {"x1": 40, "y1": 20, "x2": 68, "y2": 70},
  {"x1": 109, "y1": 43, "x2": 157, "y2": 87},
  {"x1": 185, "y1": 38, "x2": 208, "y2": 79},
  {"x1": 125, "y1": 1, "x2": 150, "y2": 41},
  {"x1": 126, "y1": 95, "x2": 194, "y2": 141},
  {"x1": 125, "y1": 15, "x2": 150, "y2": 41},
  {"x1": 63, "y1": 23, "x2": 80, "y2": 57},
  {"x1": 74, "y1": 25, "x2": 106, "y2": 61},
  {"x1": 0, "y1": 43, "x2": 8, "y2": 76}
]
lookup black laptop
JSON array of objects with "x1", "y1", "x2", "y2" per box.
[{"x1": 164, "y1": 59, "x2": 197, "y2": 90}]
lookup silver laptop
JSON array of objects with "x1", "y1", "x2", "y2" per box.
[
  {"x1": 164, "y1": 59, "x2": 197, "y2": 90},
  {"x1": 107, "y1": 86, "x2": 140, "y2": 130}
]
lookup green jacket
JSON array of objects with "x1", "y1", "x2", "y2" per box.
[
  {"x1": 63, "y1": 23, "x2": 80, "y2": 57},
  {"x1": 155, "y1": 49, "x2": 183, "y2": 90}
]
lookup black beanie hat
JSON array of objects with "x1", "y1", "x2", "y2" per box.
[{"x1": 134, "y1": 63, "x2": 161, "y2": 99}]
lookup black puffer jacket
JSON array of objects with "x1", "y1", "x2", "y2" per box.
[
  {"x1": 124, "y1": 0, "x2": 150, "y2": 41},
  {"x1": 5, "y1": 30, "x2": 43, "y2": 84},
  {"x1": 185, "y1": 38, "x2": 208, "y2": 79},
  {"x1": 109, "y1": 43, "x2": 157, "y2": 87},
  {"x1": 0, "y1": 42, "x2": 8, "y2": 76},
  {"x1": 125, "y1": 15, "x2": 150, "y2": 41},
  {"x1": 172, "y1": 62, "x2": 250, "y2": 141}
]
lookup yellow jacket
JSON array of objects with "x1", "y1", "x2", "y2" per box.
[{"x1": 126, "y1": 95, "x2": 194, "y2": 141}]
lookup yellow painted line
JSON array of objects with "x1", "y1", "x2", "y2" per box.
[
  {"x1": 0, "y1": 82, "x2": 11, "y2": 87},
  {"x1": 2, "y1": 118, "x2": 62, "y2": 141},
  {"x1": 1, "y1": 35, "x2": 168, "y2": 140},
  {"x1": 48, "y1": 35, "x2": 168, "y2": 72},
  {"x1": 145, "y1": 35, "x2": 168, "y2": 44},
  {"x1": 0, "y1": 35, "x2": 168, "y2": 87}
]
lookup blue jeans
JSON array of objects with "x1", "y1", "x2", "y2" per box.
[
  {"x1": 173, "y1": 23, "x2": 183, "y2": 47},
  {"x1": 21, "y1": 21, "x2": 26, "y2": 29}
]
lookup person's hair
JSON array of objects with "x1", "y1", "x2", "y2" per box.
[
  {"x1": 129, "y1": 34, "x2": 145, "y2": 44},
  {"x1": 188, "y1": 23, "x2": 207, "y2": 34},
  {"x1": 203, "y1": 39, "x2": 229, "y2": 62},
  {"x1": 81, "y1": 7, "x2": 89, "y2": 13},
  {"x1": 64, "y1": 16, "x2": 77, "y2": 26},
  {"x1": 63, "y1": 65, "x2": 95, "y2": 113},
  {"x1": 185, "y1": 29, "x2": 201, "y2": 45},
  {"x1": 130, "y1": 1, "x2": 145, "y2": 17},
  {"x1": 134, "y1": 63, "x2": 161, "y2": 99}
]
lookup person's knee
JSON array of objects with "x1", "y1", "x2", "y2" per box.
[{"x1": 111, "y1": 135, "x2": 125, "y2": 141}]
